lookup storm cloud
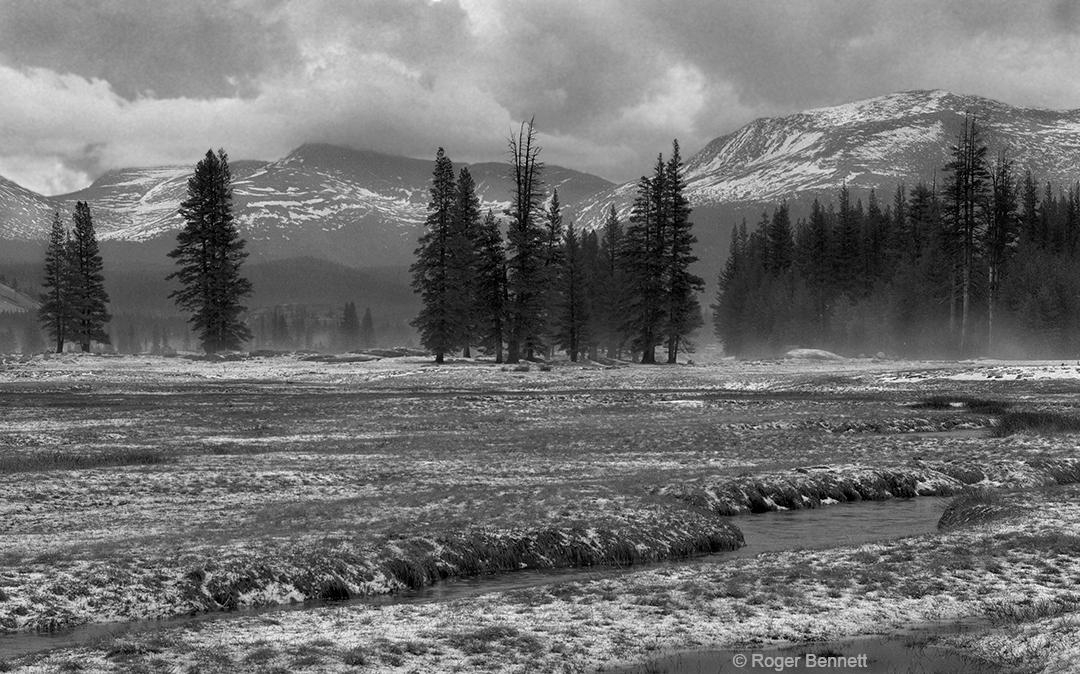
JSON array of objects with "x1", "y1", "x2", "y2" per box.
[{"x1": 0, "y1": 0, "x2": 1078, "y2": 194}]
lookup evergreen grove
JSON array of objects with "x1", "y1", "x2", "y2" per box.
[
  {"x1": 714, "y1": 115, "x2": 1080, "y2": 359},
  {"x1": 411, "y1": 124, "x2": 703, "y2": 364},
  {"x1": 38, "y1": 201, "x2": 111, "y2": 352}
]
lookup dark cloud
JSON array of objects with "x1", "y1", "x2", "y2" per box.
[
  {"x1": 0, "y1": 0, "x2": 298, "y2": 99},
  {"x1": 1, "y1": 0, "x2": 1079, "y2": 194}
]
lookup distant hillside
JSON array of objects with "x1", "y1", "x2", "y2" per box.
[{"x1": 0, "y1": 281, "x2": 38, "y2": 314}]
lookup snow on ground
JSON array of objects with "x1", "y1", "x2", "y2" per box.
[
  {"x1": 2, "y1": 354, "x2": 1080, "y2": 670},
  {"x1": 8, "y1": 489, "x2": 1080, "y2": 672}
]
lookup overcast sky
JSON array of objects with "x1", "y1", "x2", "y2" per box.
[{"x1": 0, "y1": 0, "x2": 1078, "y2": 195}]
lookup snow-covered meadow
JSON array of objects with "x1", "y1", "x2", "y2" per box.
[{"x1": 2, "y1": 353, "x2": 1080, "y2": 671}]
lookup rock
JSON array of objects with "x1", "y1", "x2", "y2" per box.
[{"x1": 784, "y1": 348, "x2": 845, "y2": 361}]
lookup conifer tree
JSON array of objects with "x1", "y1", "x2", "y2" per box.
[
  {"x1": 410, "y1": 148, "x2": 462, "y2": 364},
  {"x1": 360, "y1": 307, "x2": 376, "y2": 348},
  {"x1": 67, "y1": 201, "x2": 111, "y2": 352},
  {"x1": 505, "y1": 119, "x2": 546, "y2": 362},
  {"x1": 553, "y1": 221, "x2": 589, "y2": 360},
  {"x1": 580, "y1": 229, "x2": 602, "y2": 359},
  {"x1": 541, "y1": 188, "x2": 566, "y2": 356},
  {"x1": 833, "y1": 184, "x2": 861, "y2": 296},
  {"x1": 621, "y1": 164, "x2": 666, "y2": 363},
  {"x1": 766, "y1": 202, "x2": 794, "y2": 272},
  {"x1": 168, "y1": 149, "x2": 253, "y2": 353},
  {"x1": 451, "y1": 166, "x2": 482, "y2": 356},
  {"x1": 597, "y1": 204, "x2": 624, "y2": 358},
  {"x1": 473, "y1": 209, "x2": 506, "y2": 362},
  {"x1": 661, "y1": 140, "x2": 703, "y2": 363},
  {"x1": 341, "y1": 301, "x2": 360, "y2": 349},
  {"x1": 39, "y1": 210, "x2": 71, "y2": 353},
  {"x1": 942, "y1": 115, "x2": 990, "y2": 354},
  {"x1": 1020, "y1": 170, "x2": 1040, "y2": 246},
  {"x1": 986, "y1": 149, "x2": 1018, "y2": 351}
]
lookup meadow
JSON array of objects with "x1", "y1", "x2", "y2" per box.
[{"x1": 2, "y1": 352, "x2": 1080, "y2": 671}]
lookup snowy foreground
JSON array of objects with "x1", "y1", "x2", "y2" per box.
[{"x1": 2, "y1": 353, "x2": 1080, "y2": 672}]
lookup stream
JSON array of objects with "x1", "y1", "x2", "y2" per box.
[{"x1": 1, "y1": 496, "x2": 950, "y2": 659}]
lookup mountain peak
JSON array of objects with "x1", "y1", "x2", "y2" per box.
[{"x1": 679, "y1": 89, "x2": 1080, "y2": 205}]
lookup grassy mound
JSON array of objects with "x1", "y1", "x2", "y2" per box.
[
  {"x1": 0, "y1": 507, "x2": 743, "y2": 632},
  {"x1": 663, "y1": 458, "x2": 1080, "y2": 516},
  {"x1": 937, "y1": 490, "x2": 1020, "y2": 530},
  {"x1": 993, "y1": 411, "x2": 1080, "y2": 437}
]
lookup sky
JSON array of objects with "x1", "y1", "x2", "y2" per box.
[{"x1": 0, "y1": 0, "x2": 1079, "y2": 195}]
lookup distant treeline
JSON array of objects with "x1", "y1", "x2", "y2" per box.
[{"x1": 714, "y1": 116, "x2": 1080, "y2": 358}]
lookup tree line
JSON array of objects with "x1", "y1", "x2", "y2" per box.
[
  {"x1": 714, "y1": 115, "x2": 1080, "y2": 358},
  {"x1": 410, "y1": 121, "x2": 703, "y2": 364}
]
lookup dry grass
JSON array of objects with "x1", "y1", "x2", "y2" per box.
[
  {"x1": 993, "y1": 410, "x2": 1080, "y2": 437},
  {"x1": 0, "y1": 448, "x2": 173, "y2": 473},
  {"x1": 937, "y1": 489, "x2": 1019, "y2": 530}
]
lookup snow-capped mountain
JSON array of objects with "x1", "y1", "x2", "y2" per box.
[
  {"x1": 578, "y1": 89, "x2": 1080, "y2": 227},
  {"x1": 5, "y1": 90, "x2": 1080, "y2": 274},
  {"x1": 0, "y1": 144, "x2": 613, "y2": 268}
]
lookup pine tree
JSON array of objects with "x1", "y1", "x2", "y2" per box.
[
  {"x1": 504, "y1": 119, "x2": 546, "y2": 362},
  {"x1": 621, "y1": 163, "x2": 666, "y2": 363},
  {"x1": 359, "y1": 307, "x2": 376, "y2": 348},
  {"x1": 541, "y1": 188, "x2": 566, "y2": 356},
  {"x1": 597, "y1": 204, "x2": 624, "y2": 358},
  {"x1": 661, "y1": 140, "x2": 703, "y2": 363},
  {"x1": 765, "y1": 202, "x2": 794, "y2": 272},
  {"x1": 553, "y1": 221, "x2": 590, "y2": 360},
  {"x1": 796, "y1": 200, "x2": 831, "y2": 338},
  {"x1": 473, "y1": 209, "x2": 506, "y2": 362},
  {"x1": 1020, "y1": 170, "x2": 1040, "y2": 246},
  {"x1": 580, "y1": 229, "x2": 602, "y2": 359},
  {"x1": 38, "y1": 210, "x2": 71, "y2": 353},
  {"x1": 67, "y1": 201, "x2": 111, "y2": 352},
  {"x1": 833, "y1": 184, "x2": 861, "y2": 296},
  {"x1": 168, "y1": 149, "x2": 253, "y2": 353},
  {"x1": 451, "y1": 166, "x2": 482, "y2": 357},
  {"x1": 986, "y1": 149, "x2": 1018, "y2": 352},
  {"x1": 410, "y1": 148, "x2": 462, "y2": 364},
  {"x1": 341, "y1": 301, "x2": 360, "y2": 350},
  {"x1": 942, "y1": 115, "x2": 991, "y2": 354}
]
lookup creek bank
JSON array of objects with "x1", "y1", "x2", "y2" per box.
[{"x1": 662, "y1": 458, "x2": 1080, "y2": 515}]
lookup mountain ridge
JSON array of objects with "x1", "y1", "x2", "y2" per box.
[{"x1": 4, "y1": 90, "x2": 1080, "y2": 274}]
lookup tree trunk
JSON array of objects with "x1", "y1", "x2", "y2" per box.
[
  {"x1": 987, "y1": 265, "x2": 996, "y2": 354},
  {"x1": 960, "y1": 262, "x2": 970, "y2": 355},
  {"x1": 666, "y1": 336, "x2": 679, "y2": 364},
  {"x1": 435, "y1": 352, "x2": 444, "y2": 364},
  {"x1": 462, "y1": 344, "x2": 471, "y2": 358}
]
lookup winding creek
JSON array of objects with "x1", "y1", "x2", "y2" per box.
[{"x1": 2, "y1": 496, "x2": 955, "y2": 660}]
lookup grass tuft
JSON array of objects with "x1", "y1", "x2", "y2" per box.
[
  {"x1": 993, "y1": 410, "x2": 1080, "y2": 437},
  {"x1": 342, "y1": 646, "x2": 367, "y2": 666},
  {"x1": 985, "y1": 598, "x2": 1080, "y2": 625},
  {"x1": 938, "y1": 489, "x2": 1017, "y2": 530},
  {"x1": 0, "y1": 449, "x2": 173, "y2": 473}
]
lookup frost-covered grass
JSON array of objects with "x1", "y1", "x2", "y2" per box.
[
  {"x1": 994, "y1": 410, "x2": 1080, "y2": 437},
  {"x1": 3, "y1": 353, "x2": 1080, "y2": 670},
  {"x1": 7, "y1": 487, "x2": 1080, "y2": 672}
]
